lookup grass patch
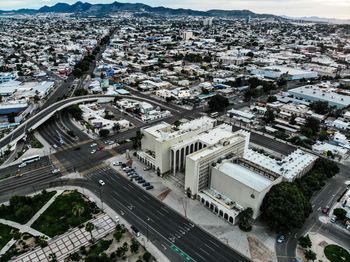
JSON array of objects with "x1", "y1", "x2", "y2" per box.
[
  {"x1": 32, "y1": 190, "x2": 99, "y2": 237},
  {"x1": 0, "y1": 190, "x2": 56, "y2": 224},
  {"x1": 27, "y1": 133, "x2": 43, "y2": 149},
  {"x1": 324, "y1": 244, "x2": 350, "y2": 262},
  {"x1": 0, "y1": 223, "x2": 18, "y2": 250}
]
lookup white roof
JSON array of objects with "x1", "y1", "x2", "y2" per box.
[
  {"x1": 217, "y1": 162, "x2": 272, "y2": 192},
  {"x1": 244, "y1": 148, "x2": 318, "y2": 181}
]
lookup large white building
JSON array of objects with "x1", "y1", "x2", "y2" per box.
[
  {"x1": 138, "y1": 117, "x2": 216, "y2": 174},
  {"x1": 251, "y1": 65, "x2": 318, "y2": 80}
]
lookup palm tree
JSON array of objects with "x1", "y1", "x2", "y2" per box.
[
  {"x1": 72, "y1": 204, "x2": 85, "y2": 217},
  {"x1": 85, "y1": 222, "x2": 94, "y2": 241}
]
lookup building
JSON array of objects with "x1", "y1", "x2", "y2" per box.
[
  {"x1": 203, "y1": 18, "x2": 213, "y2": 27},
  {"x1": 0, "y1": 72, "x2": 17, "y2": 83},
  {"x1": 184, "y1": 126, "x2": 250, "y2": 196},
  {"x1": 138, "y1": 117, "x2": 216, "y2": 174},
  {"x1": 250, "y1": 66, "x2": 318, "y2": 80},
  {"x1": 288, "y1": 85, "x2": 350, "y2": 109},
  {"x1": 181, "y1": 31, "x2": 194, "y2": 41},
  {"x1": 244, "y1": 148, "x2": 318, "y2": 181}
]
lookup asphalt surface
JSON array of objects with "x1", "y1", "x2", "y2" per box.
[
  {"x1": 276, "y1": 164, "x2": 350, "y2": 262},
  {"x1": 85, "y1": 166, "x2": 252, "y2": 262}
]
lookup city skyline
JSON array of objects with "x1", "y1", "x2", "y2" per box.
[{"x1": 0, "y1": 0, "x2": 349, "y2": 20}]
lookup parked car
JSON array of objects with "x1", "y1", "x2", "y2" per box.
[
  {"x1": 138, "y1": 179, "x2": 146, "y2": 184},
  {"x1": 98, "y1": 180, "x2": 105, "y2": 186},
  {"x1": 277, "y1": 235, "x2": 285, "y2": 243},
  {"x1": 115, "y1": 216, "x2": 120, "y2": 223},
  {"x1": 145, "y1": 185, "x2": 154, "y2": 190},
  {"x1": 143, "y1": 166, "x2": 151, "y2": 171},
  {"x1": 142, "y1": 182, "x2": 150, "y2": 187},
  {"x1": 91, "y1": 149, "x2": 96, "y2": 154},
  {"x1": 330, "y1": 216, "x2": 337, "y2": 223},
  {"x1": 135, "y1": 176, "x2": 143, "y2": 181},
  {"x1": 51, "y1": 169, "x2": 60, "y2": 174},
  {"x1": 18, "y1": 162, "x2": 27, "y2": 168},
  {"x1": 52, "y1": 144, "x2": 58, "y2": 149},
  {"x1": 90, "y1": 143, "x2": 97, "y2": 147}
]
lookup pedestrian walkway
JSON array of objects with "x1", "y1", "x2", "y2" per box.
[
  {"x1": 13, "y1": 214, "x2": 115, "y2": 262},
  {"x1": 0, "y1": 190, "x2": 62, "y2": 256},
  {"x1": 26, "y1": 190, "x2": 63, "y2": 226}
]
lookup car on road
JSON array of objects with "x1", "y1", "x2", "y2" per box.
[
  {"x1": 52, "y1": 144, "x2": 58, "y2": 149},
  {"x1": 276, "y1": 235, "x2": 285, "y2": 243},
  {"x1": 51, "y1": 169, "x2": 60, "y2": 174},
  {"x1": 145, "y1": 185, "x2": 154, "y2": 190},
  {"x1": 98, "y1": 180, "x2": 105, "y2": 186},
  {"x1": 142, "y1": 182, "x2": 150, "y2": 187},
  {"x1": 330, "y1": 216, "x2": 337, "y2": 223},
  {"x1": 91, "y1": 149, "x2": 96, "y2": 154},
  {"x1": 59, "y1": 139, "x2": 64, "y2": 144},
  {"x1": 18, "y1": 162, "x2": 27, "y2": 168},
  {"x1": 322, "y1": 206, "x2": 330, "y2": 214},
  {"x1": 90, "y1": 143, "x2": 97, "y2": 147}
]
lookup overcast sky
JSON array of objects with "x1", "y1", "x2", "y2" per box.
[{"x1": 1, "y1": 0, "x2": 349, "y2": 19}]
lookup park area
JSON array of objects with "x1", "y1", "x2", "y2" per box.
[
  {"x1": 324, "y1": 244, "x2": 350, "y2": 262},
  {"x1": 32, "y1": 190, "x2": 100, "y2": 237},
  {"x1": 0, "y1": 190, "x2": 56, "y2": 224}
]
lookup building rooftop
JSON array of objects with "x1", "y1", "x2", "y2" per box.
[
  {"x1": 244, "y1": 148, "x2": 317, "y2": 181},
  {"x1": 216, "y1": 162, "x2": 273, "y2": 192}
]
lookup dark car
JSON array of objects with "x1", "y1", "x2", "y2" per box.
[
  {"x1": 135, "y1": 176, "x2": 143, "y2": 181},
  {"x1": 130, "y1": 175, "x2": 139, "y2": 179},
  {"x1": 322, "y1": 206, "x2": 330, "y2": 214},
  {"x1": 142, "y1": 182, "x2": 150, "y2": 187},
  {"x1": 145, "y1": 185, "x2": 154, "y2": 190},
  {"x1": 138, "y1": 179, "x2": 146, "y2": 184}
]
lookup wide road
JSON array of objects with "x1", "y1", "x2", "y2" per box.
[{"x1": 0, "y1": 165, "x2": 252, "y2": 262}]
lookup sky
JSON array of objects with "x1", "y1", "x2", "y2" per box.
[{"x1": 1, "y1": 0, "x2": 349, "y2": 19}]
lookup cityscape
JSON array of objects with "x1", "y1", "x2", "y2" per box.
[{"x1": 0, "y1": 1, "x2": 349, "y2": 262}]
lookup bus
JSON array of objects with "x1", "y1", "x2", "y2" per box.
[
  {"x1": 21, "y1": 155, "x2": 40, "y2": 164},
  {"x1": 210, "y1": 112, "x2": 219, "y2": 118}
]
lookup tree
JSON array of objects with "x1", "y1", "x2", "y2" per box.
[
  {"x1": 143, "y1": 252, "x2": 152, "y2": 262},
  {"x1": 49, "y1": 253, "x2": 57, "y2": 262},
  {"x1": 112, "y1": 123, "x2": 121, "y2": 133},
  {"x1": 85, "y1": 222, "x2": 94, "y2": 241},
  {"x1": 73, "y1": 68, "x2": 83, "y2": 77},
  {"x1": 309, "y1": 101, "x2": 330, "y2": 115},
  {"x1": 304, "y1": 249, "x2": 317, "y2": 261},
  {"x1": 74, "y1": 88, "x2": 88, "y2": 97},
  {"x1": 15, "y1": 205, "x2": 32, "y2": 218},
  {"x1": 304, "y1": 117, "x2": 320, "y2": 137},
  {"x1": 238, "y1": 208, "x2": 253, "y2": 231},
  {"x1": 267, "y1": 96, "x2": 277, "y2": 103},
  {"x1": 166, "y1": 96, "x2": 176, "y2": 102},
  {"x1": 298, "y1": 234, "x2": 312, "y2": 249},
  {"x1": 333, "y1": 208, "x2": 347, "y2": 221},
  {"x1": 261, "y1": 182, "x2": 312, "y2": 232},
  {"x1": 113, "y1": 230, "x2": 123, "y2": 242},
  {"x1": 7, "y1": 112, "x2": 16, "y2": 123},
  {"x1": 67, "y1": 105, "x2": 83, "y2": 120},
  {"x1": 208, "y1": 94, "x2": 229, "y2": 111},
  {"x1": 72, "y1": 204, "x2": 85, "y2": 217},
  {"x1": 99, "y1": 129, "x2": 110, "y2": 137},
  {"x1": 130, "y1": 238, "x2": 140, "y2": 253},
  {"x1": 264, "y1": 109, "x2": 275, "y2": 124}
]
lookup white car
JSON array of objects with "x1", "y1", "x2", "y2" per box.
[
  {"x1": 90, "y1": 143, "x2": 97, "y2": 147},
  {"x1": 18, "y1": 162, "x2": 27, "y2": 168},
  {"x1": 99, "y1": 180, "x2": 105, "y2": 186},
  {"x1": 52, "y1": 169, "x2": 60, "y2": 174},
  {"x1": 115, "y1": 216, "x2": 120, "y2": 223},
  {"x1": 91, "y1": 149, "x2": 96, "y2": 154},
  {"x1": 52, "y1": 144, "x2": 58, "y2": 149},
  {"x1": 330, "y1": 216, "x2": 337, "y2": 223}
]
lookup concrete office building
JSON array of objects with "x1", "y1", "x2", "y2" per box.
[
  {"x1": 138, "y1": 117, "x2": 216, "y2": 174},
  {"x1": 184, "y1": 126, "x2": 250, "y2": 196},
  {"x1": 200, "y1": 159, "x2": 282, "y2": 221}
]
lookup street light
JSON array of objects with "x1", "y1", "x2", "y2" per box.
[{"x1": 146, "y1": 217, "x2": 150, "y2": 242}]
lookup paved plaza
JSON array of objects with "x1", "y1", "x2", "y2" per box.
[{"x1": 13, "y1": 214, "x2": 115, "y2": 262}]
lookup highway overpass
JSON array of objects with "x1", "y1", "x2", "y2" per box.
[{"x1": 0, "y1": 94, "x2": 182, "y2": 152}]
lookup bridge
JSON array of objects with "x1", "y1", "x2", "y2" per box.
[{"x1": 0, "y1": 94, "x2": 181, "y2": 152}]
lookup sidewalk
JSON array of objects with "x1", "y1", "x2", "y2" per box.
[
  {"x1": 26, "y1": 190, "x2": 63, "y2": 227},
  {"x1": 0, "y1": 190, "x2": 62, "y2": 256}
]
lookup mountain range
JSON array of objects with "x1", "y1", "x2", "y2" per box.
[{"x1": 0, "y1": 1, "x2": 278, "y2": 19}]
